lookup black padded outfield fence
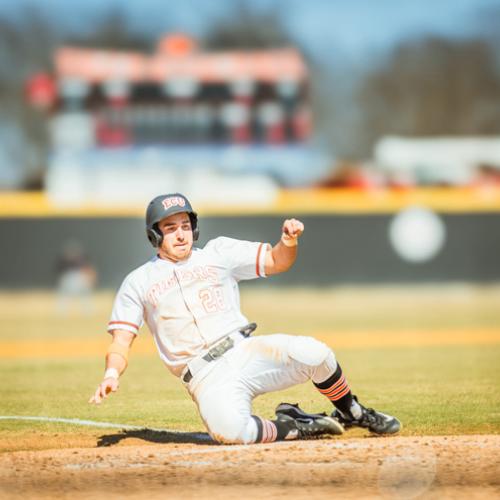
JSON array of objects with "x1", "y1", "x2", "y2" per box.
[{"x1": 1, "y1": 212, "x2": 499, "y2": 288}]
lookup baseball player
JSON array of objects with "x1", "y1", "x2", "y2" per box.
[{"x1": 89, "y1": 193, "x2": 401, "y2": 444}]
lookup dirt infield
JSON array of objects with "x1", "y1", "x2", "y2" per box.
[{"x1": 1, "y1": 434, "x2": 499, "y2": 499}]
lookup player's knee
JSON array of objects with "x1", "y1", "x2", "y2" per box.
[
  {"x1": 312, "y1": 350, "x2": 337, "y2": 383},
  {"x1": 206, "y1": 412, "x2": 253, "y2": 445},
  {"x1": 288, "y1": 336, "x2": 332, "y2": 367}
]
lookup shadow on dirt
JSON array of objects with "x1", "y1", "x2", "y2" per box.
[{"x1": 97, "y1": 428, "x2": 214, "y2": 447}]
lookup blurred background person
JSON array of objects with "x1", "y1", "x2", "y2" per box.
[{"x1": 55, "y1": 240, "x2": 97, "y2": 316}]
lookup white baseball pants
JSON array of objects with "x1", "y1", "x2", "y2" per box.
[{"x1": 186, "y1": 334, "x2": 337, "y2": 444}]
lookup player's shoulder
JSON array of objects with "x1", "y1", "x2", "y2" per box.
[
  {"x1": 119, "y1": 256, "x2": 158, "y2": 287},
  {"x1": 203, "y1": 236, "x2": 244, "y2": 253}
]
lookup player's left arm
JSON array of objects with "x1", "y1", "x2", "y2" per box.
[{"x1": 264, "y1": 218, "x2": 304, "y2": 276}]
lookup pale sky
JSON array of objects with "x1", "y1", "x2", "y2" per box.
[{"x1": 0, "y1": 0, "x2": 498, "y2": 65}]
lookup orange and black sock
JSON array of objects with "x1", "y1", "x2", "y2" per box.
[{"x1": 314, "y1": 363, "x2": 355, "y2": 417}]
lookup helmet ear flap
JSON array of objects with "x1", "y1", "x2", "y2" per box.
[
  {"x1": 190, "y1": 213, "x2": 199, "y2": 241},
  {"x1": 147, "y1": 225, "x2": 163, "y2": 247}
]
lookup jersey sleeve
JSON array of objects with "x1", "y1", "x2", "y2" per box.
[
  {"x1": 107, "y1": 273, "x2": 144, "y2": 335},
  {"x1": 207, "y1": 236, "x2": 270, "y2": 281}
]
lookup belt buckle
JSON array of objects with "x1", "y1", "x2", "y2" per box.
[{"x1": 203, "y1": 336, "x2": 234, "y2": 361}]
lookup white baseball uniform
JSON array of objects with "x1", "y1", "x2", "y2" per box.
[{"x1": 108, "y1": 236, "x2": 337, "y2": 443}]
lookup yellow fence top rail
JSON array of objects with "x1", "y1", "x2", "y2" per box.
[{"x1": 1, "y1": 187, "x2": 500, "y2": 217}]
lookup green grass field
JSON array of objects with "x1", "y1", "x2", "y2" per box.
[{"x1": 1, "y1": 285, "x2": 499, "y2": 452}]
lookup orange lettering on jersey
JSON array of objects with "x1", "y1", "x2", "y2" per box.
[
  {"x1": 147, "y1": 266, "x2": 220, "y2": 307},
  {"x1": 205, "y1": 266, "x2": 218, "y2": 283}
]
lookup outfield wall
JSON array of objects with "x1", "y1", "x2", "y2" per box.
[{"x1": 1, "y1": 212, "x2": 500, "y2": 288}]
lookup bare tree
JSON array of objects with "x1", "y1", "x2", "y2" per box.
[
  {"x1": 202, "y1": 2, "x2": 291, "y2": 50},
  {"x1": 357, "y1": 36, "x2": 500, "y2": 154},
  {"x1": 0, "y1": 7, "x2": 152, "y2": 189},
  {"x1": 65, "y1": 9, "x2": 150, "y2": 51},
  {"x1": 0, "y1": 9, "x2": 57, "y2": 189}
]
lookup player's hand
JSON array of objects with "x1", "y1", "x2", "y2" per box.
[
  {"x1": 282, "y1": 218, "x2": 304, "y2": 244},
  {"x1": 88, "y1": 377, "x2": 119, "y2": 405}
]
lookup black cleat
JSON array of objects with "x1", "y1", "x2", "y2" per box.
[
  {"x1": 275, "y1": 402, "x2": 344, "y2": 438},
  {"x1": 332, "y1": 396, "x2": 401, "y2": 435}
]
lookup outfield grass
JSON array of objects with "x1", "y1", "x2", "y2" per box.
[{"x1": 1, "y1": 286, "x2": 499, "y2": 451}]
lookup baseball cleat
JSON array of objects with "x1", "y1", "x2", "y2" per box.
[
  {"x1": 332, "y1": 396, "x2": 401, "y2": 435},
  {"x1": 275, "y1": 402, "x2": 344, "y2": 438}
]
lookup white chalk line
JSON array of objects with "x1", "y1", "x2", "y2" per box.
[
  {"x1": 0, "y1": 415, "x2": 210, "y2": 441},
  {"x1": 0, "y1": 415, "x2": 295, "y2": 453},
  {"x1": 0, "y1": 416, "x2": 377, "y2": 452}
]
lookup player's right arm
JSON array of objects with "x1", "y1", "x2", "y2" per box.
[
  {"x1": 89, "y1": 270, "x2": 144, "y2": 405},
  {"x1": 88, "y1": 329, "x2": 136, "y2": 404}
]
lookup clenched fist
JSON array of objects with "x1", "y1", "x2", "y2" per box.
[{"x1": 281, "y1": 218, "x2": 304, "y2": 246}]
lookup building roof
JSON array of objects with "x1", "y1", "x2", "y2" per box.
[{"x1": 55, "y1": 44, "x2": 307, "y2": 84}]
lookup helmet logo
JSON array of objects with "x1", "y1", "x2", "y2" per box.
[{"x1": 161, "y1": 196, "x2": 186, "y2": 210}]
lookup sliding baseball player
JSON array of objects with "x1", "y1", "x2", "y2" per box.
[{"x1": 89, "y1": 193, "x2": 400, "y2": 443}]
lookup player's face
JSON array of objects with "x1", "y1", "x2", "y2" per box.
[{"x1": 157, "y1": 212, "x2": 194, "y2": 262}]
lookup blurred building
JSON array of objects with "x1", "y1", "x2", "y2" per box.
[
  {"x1": 26, "y1": 34, "x2": 330, "y2": 206},
  {"x1": 374, "y1": 136, "x2": 500, "y2": 187}
]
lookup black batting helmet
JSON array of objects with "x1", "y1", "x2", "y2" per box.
[{"x1": 145, "y1": 193, "x2": 199, "y2": 247}]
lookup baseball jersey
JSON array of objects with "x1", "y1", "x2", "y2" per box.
[{"x1": 108, "y1": 237, "x2": 269, "y2": 377}]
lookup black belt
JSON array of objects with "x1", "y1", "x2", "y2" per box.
[{"x1": 182, "y1": 323, "x2": 256, "y2": 383}]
